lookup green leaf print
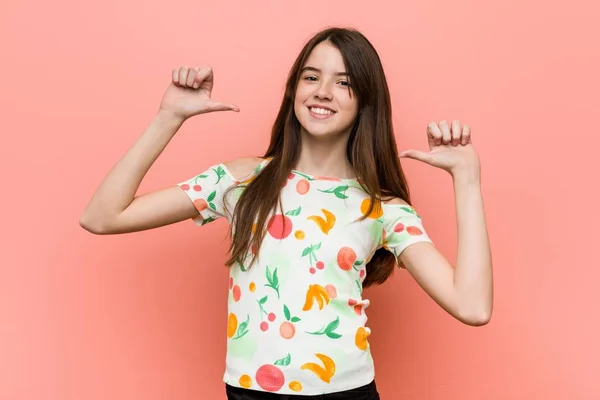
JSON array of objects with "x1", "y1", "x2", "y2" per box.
[
  {"x1": 274, "y1": 353, "x2": 291, "y2": 366},
  {"x1": 232, "y1": 315, "x2": 250, "y2": 340},
  {"x1": 355, "y1": 280, "x2": 363, "y2": 295},
  {"x1": 206, "y1": 190, "x2": 217, "y2": 210},
  {"x1": 214, "y1": 166, "x2": 227, "y2": 184},
  {"x1": 400, "y1": 206, "x2": 416, "y2": 215},
  {"x1": 292, "y1": 171, "x2": 314, "y2": 181},
  {"x1": 318, "y1": 185, "x2": 349, "y2": 199},
  {"x1": 193, "y1": 174, "x2": 208, "y2": 184},
  {"x1": 353, "y1": 260, "x2": 364, "y2": 271},
  {"x1": 236, "y1": 257, "x2": 247, "y2": 272},
  {"x1": 306, "y1": 317, "x2": 342, "y2": 339},
  {"x1": 207, "y1": 191, "x2": 216, "y2": 202},
  {"x1": 265, "y1": 265, "x2": 280, "y2": 299},
  {"x1": 283, "y1": 304, "x2": 301, "y2": 323},
  {"x1": 200, "y1": 216, "x2": 216, "y2": 226},
  {"x1": 285, "y1": 206, "x2": 302, "y2": 216},
  {"x1": 258, "y1": 296, "x2": 268, "y2": 319},
  {"x1": 301, "y1": 242, "x2": 322, "y2": 265}
]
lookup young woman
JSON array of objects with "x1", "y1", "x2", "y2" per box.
[{"x1": 81, "y1": 27, "x2": 493, "y2": 399}]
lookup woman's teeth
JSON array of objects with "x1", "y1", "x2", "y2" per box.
[{"x1": 310, "y1": 107, "x2": 334, "y2": 115}]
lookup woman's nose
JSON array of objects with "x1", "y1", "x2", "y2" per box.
[{"x1": 314, "y1": 81, "x2": 333, "y2": 100}]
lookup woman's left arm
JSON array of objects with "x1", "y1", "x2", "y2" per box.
[{"x1": 397, "y1": 120, "x2": 493, "y2": 326}]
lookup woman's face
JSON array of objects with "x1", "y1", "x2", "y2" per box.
[{"x1": 294, "y1": 41, "x2": 359, "y2": 139}]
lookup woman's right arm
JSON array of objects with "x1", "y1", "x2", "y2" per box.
[
  {"x1": 80, "y1": 66, "x2": 240, "y2": 234},
  {"x1": 80, "y1": 110, "x2": 196, "y2": 234}
]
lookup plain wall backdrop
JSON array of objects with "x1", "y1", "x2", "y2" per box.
[{"x1": 1, "y1": 0, "x2": 598, "y2": 399}]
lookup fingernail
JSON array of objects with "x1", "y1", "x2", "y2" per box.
[{"x1": 193, "y1": 82, "x2": 199, "y2": 89}]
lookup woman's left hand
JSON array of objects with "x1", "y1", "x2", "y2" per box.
[{"x1": 399, "y1": 120, "x2": 480, "y2": 178}]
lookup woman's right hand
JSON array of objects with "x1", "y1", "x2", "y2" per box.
[{"x1": 159, "y1": 66, "x2": 239, "y2": 121}]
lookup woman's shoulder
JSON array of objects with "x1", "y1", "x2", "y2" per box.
[
  {"x1": 382, "y1": 197, "x2": 409, "y2": 206},
  {"x1": 223, "y1": 156, "x2": 268, "y2": 181}
]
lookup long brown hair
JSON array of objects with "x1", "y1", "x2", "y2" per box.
[{"x1": 225, "y1": 27, "x2": 412, "y2": 288}]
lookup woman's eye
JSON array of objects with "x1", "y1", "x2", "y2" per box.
[
  {"x1": 339, "y1": 80, "x2": 351, "y2": 86},
  {"x1": 304, "y1": 76, "x2": 317, "y2": 81}
]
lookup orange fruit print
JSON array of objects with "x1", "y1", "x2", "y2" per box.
[
  {"x1": 280, "y1": 321, "x2": 296, "y2": 339},
  {"x1": 193, "y1": 198, "x2": 208, "y2": 211},
  {"x1": 227, "y1": 313, "x2": 238, "y2": 339},
  {"x1": 239, "y1": 374, "x2": 252, "y2": 388},
  {"x1": 355, "y1": 327, "x2": 370, "y2": 351},
  {"x1": 296, "y1": 179, "x2": 310, "y2": 194},
  {"x1": 407, "y1": 226, "x2": 423, "y2": 235},
  {"x1": 337, "y1": 247, "x2": 357, "y2": 271},
  {"x1": 175, "y1": 159, "x2": 434, "y2": 395},
  {"x1": 360, "y1": 198, "x2": 383, "y2": 219}
]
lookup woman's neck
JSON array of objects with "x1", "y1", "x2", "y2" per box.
[{"x1": 295, "y1": 130, "x2": 355, "y2": 179}]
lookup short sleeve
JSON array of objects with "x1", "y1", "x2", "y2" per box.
[
  {"x1": 177, "y1": 163, "x2": 237, "y2": 226},
  {"x1": 381, "y1": 204, "x2": 434, "y2": 267}
]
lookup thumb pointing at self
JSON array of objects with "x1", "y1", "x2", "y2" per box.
[
  {"x1": 207, "y1": 100, "x2": 240, "y2": 113},
  {"x1": 399, "y1": 150, "x2": 432, "y2": 164}
]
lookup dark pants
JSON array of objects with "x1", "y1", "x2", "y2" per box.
[{"x1": 226, "y1": 380, "x2": 380, "y2": 399}]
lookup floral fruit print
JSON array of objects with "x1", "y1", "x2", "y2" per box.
[
  {"x1": 267, "y1": 214, "x2": 293, "y2": 239},
  {"x1": 407, "y1": 226, "x2": 423, "y2": 235},
  {"x1": 302, "y1": 242, "x2": 322, "y2": 266},
  {"x1": 300, "y1": 353, "x2": 335, "y2": 383},
  {"x1": 193, "y1": 198, "x2": 208, "y2": 211},
  {"x1": 355, "y1": 327, "x2": 371, "y2": 351},
  {"x1": 302, "y1": 285, "x2": 330, "y2": 311},
  {"x1": 177, "y1": 159, "x2": 433, "y2": 395},
  {"x1": 296, "y1": 179, "x2": 310, "y2": 194},
  {"x1": 324, "y1": 284, "x2": 337, "y2": 299},
  {"x1": 307, "y1": 209, "x2": 336, "y2": 234},
  {"x1": 360, "y1": 198, "x2": 383, "y2": 219},
  {"x1": 318, "y1": 185, "x2": 349, "y2": 199},
  {"x1": 280, "y1": 321, "x2": 296, "y2": 339},
  {"x1": 231, "y1": 315, "x2": 249, "y2": 340},
  {"x1": 239, "y1": 374, "x2": 252, "y2": 388},
  {"x1": 336, "y1": 247, "x2": 357, "y2": 271},
  {"x1": 227, "y1": 313, "x2": 238, "y2": 339},
  {"x1": 255, "y1": 364, "x2": 285, "y2": 392},
  {"x1": 306, "y1": 317, "x2": 342, "y2": 339},
  {"x1": 232, "y1": 285, "x2": 241, "y2": 302},
  {"x1": 280, "y1": 304, "x2": 301, "y2": 339},
  {"x1": 265, "y1": 265, "x2": 280, "y2": 298}
]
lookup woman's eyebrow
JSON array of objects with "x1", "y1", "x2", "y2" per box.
[{"x1": 301, "y1": 66, "x2": 349, "y2": 76}]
